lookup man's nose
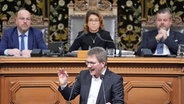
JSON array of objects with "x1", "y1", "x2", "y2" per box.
[
  {"x1": 23, "y1": 19, "x2": 28, "y2": 22},
  {"x1": 87, "y1": 63, "x2": 93, "y2": 68}
]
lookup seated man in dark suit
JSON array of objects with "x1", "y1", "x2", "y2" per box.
[
  {"x1": 137, "y1": 8, "x2": 184, "y2": 56},
  {"x1": 69, "y1": 9, "x2": 115, "y2": 52},
  {"x1": 0, "y1": 8, "x2": 47, "y2": 57}
]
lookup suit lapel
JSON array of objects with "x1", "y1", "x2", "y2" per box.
[
  {"x1": 169, "y1": 30, "x2": 175, "y2": 38},
  {"x1": 12, "y1": 30, "x2": 19, "y2": 48},
  {"x1": 96, "y1": 83, "x2": 104, "y2": 103},
  {"x1": 84, "y1": 74, "x2": 92, "y2": 104},
  {"x1": 96, "y1": 68, "x2": 111, "y2": 104},
  {"x1": 28, "y1": 30, "x2": 33, "y2": 49}
]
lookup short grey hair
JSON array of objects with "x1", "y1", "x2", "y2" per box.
[
  {"x1": 87, "y1": 47, "x2": 107, "y2": 63},
  {"x1": 157, "y1": 8, "x2": 172, "y2": 19}
]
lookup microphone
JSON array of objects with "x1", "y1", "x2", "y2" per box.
[
  {"x1": 74, "y1": 31, "x2": 88, "y2": 40},
  {"x1": 96, "y1": 32, "x2": 115, "y2": 43},
  {"x1": 59, "y1": 42, "x2": 65, "y2": 56},
  {"x1": 68, "y1": 75, "x2": 80, "y2": 104},
  {"x1": 96, "y1": 32, "x2": 117, "y2": 56},
  {"x1": 69, "y1": 31, "x2": 88, "y2": 52},
  {"x1": 100, "y1": 75, "x2": 106, "y2": 104}
]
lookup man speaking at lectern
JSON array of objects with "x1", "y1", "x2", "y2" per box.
[{"x1": 58, "y1": 47, "x2": 124, "y2": 104}]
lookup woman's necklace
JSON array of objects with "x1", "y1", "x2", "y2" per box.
[{"x1": 90, "y1": 35, "x2": 97, "y2": 44}]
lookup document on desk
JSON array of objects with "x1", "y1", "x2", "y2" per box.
[{"x1": 115, "y1": 50, "x2": 135, "y2": 57}]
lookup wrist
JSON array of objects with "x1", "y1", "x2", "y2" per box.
[{"x1": 60, "y1": 83, "x2": 67, "y2": 90}]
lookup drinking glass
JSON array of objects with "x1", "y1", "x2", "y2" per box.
[{"x1": 107, "y1": 49, "x2": 115, "y2": 57}]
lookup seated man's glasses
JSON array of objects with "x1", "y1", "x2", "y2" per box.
[{"x1": 18, "y1": 17, "x2": 31, "y2": 21}]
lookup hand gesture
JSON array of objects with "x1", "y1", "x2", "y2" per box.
[
  {"x1": 156, "y1": 28, "x2": 167, "y2": 41},
  {"x1": 58, "y1": 68, "x2": 69, "y2": 86},
  {"x1": 159, "y1": 28, "x2": 167, "y2": 41}
]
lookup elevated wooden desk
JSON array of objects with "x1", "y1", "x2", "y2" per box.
[{"x1": 0, "y1": 57, "x2": 184, "y2": 104}]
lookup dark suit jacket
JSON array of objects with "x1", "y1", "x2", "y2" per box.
[
  {"x1": 136, "y1": 29, "x2": 184, "y2": 56},
  {"x1": 69, "y1": 29, "x2": 116, "y2": 52},
  {"x1": 0, "y1": 27, "x2": 47, "y2": 55},
  {"x1": 58, "y1": 68, "x2": 124, "y2": 104}
]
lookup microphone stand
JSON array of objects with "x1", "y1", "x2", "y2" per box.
[
  {"x1": 118, "y1": 42, "x2": 122, "y2": 57},
  {"x1": 67, "y1": 75, "x2": 79, "y2": 104},
  {"x1": 59, "y1": 42, "x2": 67, "y2": 57},
  {"x1": 96, "y1": 33, "x2": 116, "y2": 57}
]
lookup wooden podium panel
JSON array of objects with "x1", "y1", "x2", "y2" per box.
[{"x1": 0, "y1": 57, "x2": 184, "y2": 104}]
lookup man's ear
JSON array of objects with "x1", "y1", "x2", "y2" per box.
[{"x1": 101, "y1": 62, "x2": 106, "y2": 67}]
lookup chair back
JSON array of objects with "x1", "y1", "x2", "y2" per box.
[{"x1": 68, "y1": 0, "x2": 118, "y2": 48}]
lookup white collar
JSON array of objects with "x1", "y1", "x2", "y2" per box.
[{"x1": 17, "y1": 29, "x2": 29, "y2": 36}]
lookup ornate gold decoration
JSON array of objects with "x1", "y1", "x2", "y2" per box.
[
  {"x1": 98, "y1": 0, "x2": 112, "y2": 11},
  {"x1": 2, "y1": 14, "x2": 49, "y2": 26},
  {"x1": 142, "y1": 16, "x2": 184, "y2": 27},
  {"x1": 68, "y1": 0, "x2": 117, "y2": 16},
  {"x1": 74, "y1": 0, "x2": 88, "y2": 11}
]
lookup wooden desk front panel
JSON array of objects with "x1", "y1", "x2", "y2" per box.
[{"x1": 0, "y1": 57, "x2": 183, "y2": 104}]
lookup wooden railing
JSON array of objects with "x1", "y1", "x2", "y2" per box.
[{"x1": 0, "y1": 57, "x2": 184, "y2": 104}]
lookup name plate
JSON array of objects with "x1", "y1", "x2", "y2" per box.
[{"x1": 77, "y1": 50, "x2": 88, "y2": 58}]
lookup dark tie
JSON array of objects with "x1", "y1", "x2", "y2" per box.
[
  {"x1": 156, "y1": 42, "x2": 164, "y2": 54},
  {"x1": 20, "y1": 34, "x2": 26, "y2": 51}
]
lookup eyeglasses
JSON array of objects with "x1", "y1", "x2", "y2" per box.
[
  {"x1": 88, "y1": 19, "x2": 99, "y2": 23},
  {"x1": 18, "y1": 17, "x2": 31, "y2": 21},
  {"x1": 85, "y1": 61, "x2": 99, "y2": 66}
]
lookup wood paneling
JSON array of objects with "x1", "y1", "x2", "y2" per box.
[{"x1": 0, "y1": 57, "x2": 184, "y2": 104}]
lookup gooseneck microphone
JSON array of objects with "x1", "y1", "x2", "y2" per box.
[
  {"x1": 96, "y1": 32, "x2": 118, "y2": 56},
  {"x1": 68, "y1": 75, "x2": 80, "y2": 104},
  {"x1": 96, "y1": 32, "x2": 115, "y2": 43},
  {"x1": 100, "y1": 75, "x2": 106, "y2": 104},
  {"x1": 69, "y1": 31, "x2": 88, "y2": 52},
  {"x1": 74, "y1": 31, "x2": 88, "y2": 40}
]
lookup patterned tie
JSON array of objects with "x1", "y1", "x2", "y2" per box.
[
  {"x1": 20, "y1": 34, "x2": 26, "y2": 51},
  {"x1": 156, "y1": 42, "x2": 164, "y2": 54}
]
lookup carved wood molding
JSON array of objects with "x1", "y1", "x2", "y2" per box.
[
  {"x1": 2, "y1": 14, "x2": 49, "y2": 27},
  {"x1": 109, "y1": 63, "x2": 183, "y2": 74},
  {"x1": 142, "y1": 16, "x2": 184, "y2": 27},
  {"x1": 0, "y1": 57, "x2": 184, "y2": 75},
  {"x1": 0, "y1": 63, "x2": 84, "y2": 74},
  {"x1": 68, "y1": 0, "x2": 117, "y2": 16},
  {"x1": 124, "y1": 81, "x2": 172, "y2": 104},
  {"x1": 0, "y1": 57, "x2": 183, "y2": 104},
  {"x1": 10, "y1": 81, "x2": 60, "y2": 104},
  {"x1": 0, "y1": 63, "x2": 183, "y2": 75}
]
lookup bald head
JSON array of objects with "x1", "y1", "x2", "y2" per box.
[{"x1": 16, "y1": 9, "x2": 31, "y2": 33}]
